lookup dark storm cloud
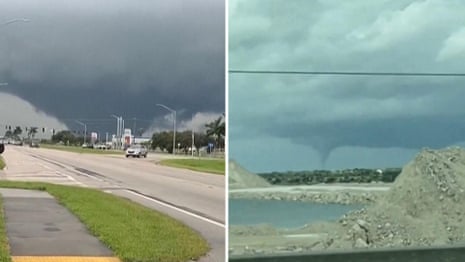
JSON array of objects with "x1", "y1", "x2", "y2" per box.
[
  {"x1": 230, "y1": 73, "x2": 465, "y2": 164},
  {"x1": 229, "y1": 0, "x2": 465, "y2": 167},
  {"x1": 0, "y1": 0, "x2": 224, "y2": 132}
]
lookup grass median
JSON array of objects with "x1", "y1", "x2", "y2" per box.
[
  {"x1": 41, "y1": 144, "x2": 123, "y2": 155},
  {"x1": 0, "y1": 181, "x2": 209, "y2": 262},
  {"x1": 159, "y1": 158, "x2": 225, "y2": 175},
  {"x1": 0, "y1": 196, "x2": 9, "y2": 262}
]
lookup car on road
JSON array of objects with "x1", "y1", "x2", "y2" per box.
[
  {"x1": 29, "y1": 141, "x2": 40, "y2": 148},
  {"x1": 125, "y1": 144, "x2": 148, "y2": 158},
  {"x1": 81, "y1": 143, "x2": 94, "y2": 149},
  {"x1": 93, "y1": 143, "x2": 110, "y2": 150},
  {"x1": 11, "y1": 140, "x2": 23, "y2": 146}
]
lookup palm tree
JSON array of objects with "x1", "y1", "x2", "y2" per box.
[
  {"x1": 4, "y1": 130, "x2": 13, "y2": 138},
  {"x1": 205, "y1": 116, "x2": 225, "y2": 151},
  {"x1": 28, "y1": 127, "x2": 38, "y2": 139},
  {"x1": 13, "y1": 126, "x2": 22, "y2": 140}
]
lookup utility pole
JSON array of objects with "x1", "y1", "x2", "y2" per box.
[
  {"x1": 156, "y1": 104, "x2": 176, "y2": 155},
  {"x1": 133, "y1": 118, "x2": 137, "y2": 137},
  {"x1": 191, "y1": 113, "x2": 195, "y2": 157},
  {"x1": 192, "y1": 129, "x2": 195, "y2": 157},
  {"x1": 111, "y1": 115, "x2": 123, "y2": 149},
  {"x1": 75, "y1": 120, "x2": 87, "y2": 145}
]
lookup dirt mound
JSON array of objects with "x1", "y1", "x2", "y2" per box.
[
  {"x1": 229, "y1": 160, "x2": 271, "y2": 189},
  {"x1": 229, "y1": 147, "x2": 465, "y2": 255},
  {"x1": 329, "y1": 147, "x2": 465, "y2": 249}
]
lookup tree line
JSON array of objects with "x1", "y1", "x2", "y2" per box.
[
  {"x1": 3, "y1": 126, "x2": 39, "y2": 140},
  {"x1": 257, "y1": 168, "x2": 402, "y2": 185},
  {"x1": 48, "y1": 115, "x2": 226, "y2": 152},
  {"x1": 151, "y1": 115, "x2": 225, "y2": 153}
]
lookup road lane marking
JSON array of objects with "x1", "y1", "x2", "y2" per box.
[
  {"x1": 123, "y1": 189, "x2": 225, "y2": 228},
  {"x1": 25, "y1": 151, "x2": 225, "y2": 229},
  {"x1": 38, "y1": 163, "x2": 53, "y2": 170},
  {"x1": 57, "y1": 171, "x2": 87, "y2": 187},
  {"x1": 12, "y1": 257, "x2": 121, "y2": 262}
]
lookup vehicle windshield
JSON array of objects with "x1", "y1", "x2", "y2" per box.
[{"x1": 229, "y1": 0, "x2": 465, "y2": 259}]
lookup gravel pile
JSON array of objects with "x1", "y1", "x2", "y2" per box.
[
  {"x1": 328, "y1": 147, "x2": 465, "y2": 250},
  {"x1": 229, "y1": 160, "x2": 271, "y2": 189}
]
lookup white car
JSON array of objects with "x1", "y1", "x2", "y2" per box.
[
  {"x1": 94, "y1": 143, "x2": 110, "y2": 150},
  {"x1": 125, "y1": 144, "x2": 148, "y2": 158}
]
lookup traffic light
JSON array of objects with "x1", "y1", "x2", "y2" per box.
[{"x1": 42, "y1": 128, "x2": 45, "y2": 133}]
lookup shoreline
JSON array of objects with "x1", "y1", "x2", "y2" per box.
[
  {"x1": 229, "y1": 183, "x2": 391, "y2": 257},
  {"x1": 229, "y1": 183, "x2": 390, "y2": 204}
]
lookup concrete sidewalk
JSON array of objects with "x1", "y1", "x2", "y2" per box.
[{"x1": 0, "y1": 188, "x2": 120, "y2": 262}]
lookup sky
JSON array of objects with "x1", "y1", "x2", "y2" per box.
[
  {"x1": 229, "y1": 0, "x2": 465, "y2": 173},
  {"x1": 0, "y1": 0, "x2": 225, "y2": 139}
]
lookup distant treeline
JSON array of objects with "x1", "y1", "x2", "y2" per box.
[{"x1": 257, "y1": 168, "x2": 402, "y2": 185}]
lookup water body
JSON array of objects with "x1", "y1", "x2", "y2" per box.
[{"x1": 229, "y1": 199, "x2": 363, "y2": 229}]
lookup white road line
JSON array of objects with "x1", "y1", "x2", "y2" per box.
[
  {"x1": 25, "y1": 152, "x2": 225, "y2": 229},
  {"x1": 56, "y1": 171, "x2": 87, "y2": 187},
  {"x1": 124, "y1": 189, "x2": 225, "y2": 228},
  {"x1": 38, "y1": 163, "x2": 53, "y2": 170}
]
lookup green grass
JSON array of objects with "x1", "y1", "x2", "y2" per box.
[
  {"x1": 0, "y1": 181, "x2": 209, "y2": 262},
  {"x1": 0, "y1": 157, "x2": 4, "y2": 171},
  {"x1": 0, "y1": 196, "x2": 10, "y2": 262},
  {"x1": 41, "y1": 144, "x2": 123, "y2": 155},
  {"x1": 159, "y1": 159, "x2": 225, "y2": 175}
]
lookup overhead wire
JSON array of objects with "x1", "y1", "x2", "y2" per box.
[{"x1": 228, "y1": 70, "x2": 465, "y2": 77}]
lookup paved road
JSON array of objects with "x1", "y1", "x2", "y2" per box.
[{"x1": 0, "y1": 145, "x2": 225, "y2": 262}]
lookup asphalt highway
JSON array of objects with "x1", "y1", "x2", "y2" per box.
[{"x1": 0, "y1": 145, "x2": 225, "y2": 262}]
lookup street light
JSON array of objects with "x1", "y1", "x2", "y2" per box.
[
  {"x1": 1, "y1": 18, "x2": 31, "y2": 27},
  {"x1": 111, "y1": 115, "x2": 122, "y2": 149},
  {"x1": 156, "y1": 104, "x2": 176, "y2": 155},
  {"x1": 75, "y1": 120, "x2": 87, "y2": 145},
  {"x1": 1, "y1": 19, "x2": 30, "y2": 85},
  {"x1": 0, "y1": 18, "x2": 29, "y2": 153},
  {"x1": 1, "y1": 19, "x2": 29, "y2": 88}
]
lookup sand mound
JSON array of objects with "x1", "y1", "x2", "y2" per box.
[
  {"x1": 329, "y1": 147, "x2": 465, "y2": 249},
  {"x1": 229, "y1": 160, "x2": 271, "y2": 189}
]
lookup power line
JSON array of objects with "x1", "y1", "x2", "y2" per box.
[{"x1": 228, "y1": 70, "x2": 465, "y2": 77}]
